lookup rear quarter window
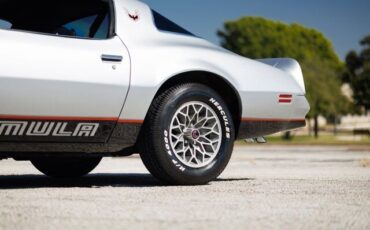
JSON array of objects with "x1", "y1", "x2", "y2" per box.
[{"x1": 152, "y1": 10, "x2": 194, "y2": 36}]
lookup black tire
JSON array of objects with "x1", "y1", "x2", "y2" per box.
[
  {"x1": 139, "y1": 83, "x2": 235, "y2": 185},
  {"x1": 31, "y1": 157, "x2": 102, "y2": 178}
]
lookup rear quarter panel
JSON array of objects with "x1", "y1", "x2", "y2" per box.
[{"x1": 114, "y1": 0, "x2": 309, "y2": 124}]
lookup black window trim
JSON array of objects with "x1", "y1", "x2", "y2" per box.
[
  {"x1": 0, "y1": 0, "x2": 116, "y2": 41},
  {"x1": 107, "y1": 0, "x2": 116, "y2": 38}
]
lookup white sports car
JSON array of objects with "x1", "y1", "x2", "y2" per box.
[{"x1": 0, "y1": 0, "x2": 310, "y2": 185}]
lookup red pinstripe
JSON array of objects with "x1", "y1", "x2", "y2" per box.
[
  {"x1": 0, "y1": 115, "x2": 304, "y2": 124},
  {"x1": 0, "y1": 114, "x2": 144, "y2": 124}
]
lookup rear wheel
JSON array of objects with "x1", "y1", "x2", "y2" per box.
[
  {"x1": 139, "y1": 83, "x2": 235, "y2": 185},
  {"x1": 31, "y1": 157, "x2": 102, "y2": 178}
]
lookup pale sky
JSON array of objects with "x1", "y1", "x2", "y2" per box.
[{"x1": 143, "y1": 0, "x2": 370, "y2": 60}]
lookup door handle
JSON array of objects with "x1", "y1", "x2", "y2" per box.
[{"x1": 101, "y1": 54, "x2": 123, "y2": 62}]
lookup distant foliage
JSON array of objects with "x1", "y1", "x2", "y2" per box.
[
  {"x1": 217, "y1": 17, "x2": 352, "y2": 120},
  {"x1": 343, "y1": 35, "x2": 370, "y2": 112},
  {"x1": 218, "y1": 17, "x2": 338, "y2": 63}
]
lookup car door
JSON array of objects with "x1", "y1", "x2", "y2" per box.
[{"x1": 0, "y1": 0, "x2": 130, "y2": 143}]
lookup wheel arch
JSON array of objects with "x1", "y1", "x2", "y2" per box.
[{"x1": 151, "y1": 71, "x2": 242, "y2": 136}]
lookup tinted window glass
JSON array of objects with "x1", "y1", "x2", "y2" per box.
[
  {"x1": 62, "y1": 15, "x2": 98, "y2": 38},
  {"x1": 95, "y1": 15, "x2": 110, "y2": 39},
  {"x1": 152, "y1": 10, "x2": 194, "y2": 36},
  {"x1": 0, "y1": 19, "x2": 12, "y2": 29},
  {"x1": 0, "y1": 0, "x2": 111, "y2": 39}
]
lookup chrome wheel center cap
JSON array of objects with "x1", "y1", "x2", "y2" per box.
[
  {"x1": 191, "y1": 129, "x2": 200, "y2": 140},
  {"x1": 183, "y1": 128, "x2": 200, "y2": 140}
]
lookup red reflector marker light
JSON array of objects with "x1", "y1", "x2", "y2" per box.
[{"x1": 279, "y1": 94, "x2": 292, "y2": 104}]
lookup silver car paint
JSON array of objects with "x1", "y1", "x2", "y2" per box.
[
  {"x1": 0, "y1": 30, "x2": 130, "y2": 118},
  {"x1": 114, "y1": 0, "x2": 309, "y2": 122}
]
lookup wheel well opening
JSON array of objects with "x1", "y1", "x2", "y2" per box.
[{"x1": 154, "y1": 71, "x2": 242, "y2": 136}]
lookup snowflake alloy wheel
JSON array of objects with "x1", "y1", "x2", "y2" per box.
[{"x1": 169, "y1": 101, "x2": 222, "y2": 168}]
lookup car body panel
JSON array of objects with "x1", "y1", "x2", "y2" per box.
[
  {"x1": 114, "y1": 0, "x2": 308, "y2": 123},
  {"x1": 0, "y1": 29, "x2": 131, "y2": 143},
  {"x1": 0, "y1": 29, "x2": 130, "y2": 118},
  {"x1": 0, "y1": 0, "x2": 310, "y2": 155}
]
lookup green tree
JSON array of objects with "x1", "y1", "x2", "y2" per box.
[
  {"x1": 343, "y1": 35, "x2": 370, "y2": 112},
  {"x1": 217, "y1": 17, "x2": 351, "y2": 137}
]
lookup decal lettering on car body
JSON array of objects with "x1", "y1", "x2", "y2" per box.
[{"x1": 0, "y1": 121, "x2": 99, "y2": 137}]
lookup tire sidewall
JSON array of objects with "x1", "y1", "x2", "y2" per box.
[
  {"x1": 153, "y1": 84, "x2": 235, "y2": 184},
  {"x1": 31, "y1": 157, "x2": 102, "y2": 178}
]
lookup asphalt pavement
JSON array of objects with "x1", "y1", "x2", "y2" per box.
[{"x1": 0, "y1": 145, "x2": 369, "y2": 230}]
